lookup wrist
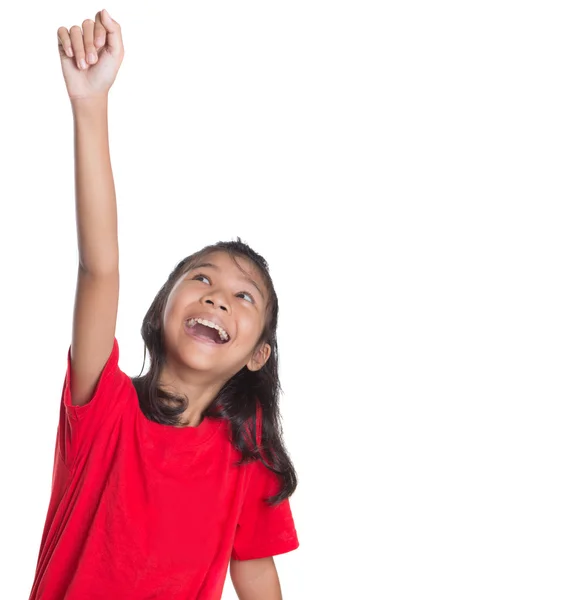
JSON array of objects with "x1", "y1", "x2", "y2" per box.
[{"x1": 71, "y1": 95, "x2": 109, "y2": 116}]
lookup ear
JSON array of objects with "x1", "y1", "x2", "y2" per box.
[{"x1": 246, "y1": 342, "x2": 271, "y2": 372}]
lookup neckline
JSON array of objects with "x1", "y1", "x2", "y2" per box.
[{"x1": 136, "y1": 401, "x2": 226, "y2": 447}]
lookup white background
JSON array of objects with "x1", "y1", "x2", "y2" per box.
[{"x1": 0, "y1": 1, "x2": 568, "y2": 598}]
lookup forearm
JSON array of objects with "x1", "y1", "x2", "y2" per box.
[
  {"x1": 72, "y1": 96, "x2": 118, "y2": 274},
  {"x1": 230, "y1": 557, "x2": 282, "y2": 600}
]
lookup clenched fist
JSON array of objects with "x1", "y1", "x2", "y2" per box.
[{"x1": 57, "y1": 9, "x2": 124, "y2": 101}]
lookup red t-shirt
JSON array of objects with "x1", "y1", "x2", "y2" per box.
[{"x1": 29, "y1": 339, "x2": 299, "y2": 599}]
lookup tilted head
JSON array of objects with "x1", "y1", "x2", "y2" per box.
[
  {"x1": 134, "y1": 238, "x2": 279, "y2": 424},
  {"x1": 161, "y1": 249, "x2": 272, "y2": 380}
]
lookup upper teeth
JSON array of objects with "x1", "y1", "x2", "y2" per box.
[{"x1": 186, "y1": 317, "x2": 229, "y2": 341}]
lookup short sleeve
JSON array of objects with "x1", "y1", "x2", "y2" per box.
[
  {"x1": 57, "y1": 338, "x2": 127, "y2": 470},
  {"x1": 231, "y1": 459, "x2": 300, "y2": 561}
]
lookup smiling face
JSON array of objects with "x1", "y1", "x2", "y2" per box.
[{"x1": 162, "y1": 251, "x2": 271, "y2": 381}]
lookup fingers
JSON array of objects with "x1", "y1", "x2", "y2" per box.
[
  {"x1": 94, "y1": 12, "x2": 106, "y2": 50},
  {"x1": 99, "y1": 9, "x2": 123, "y2": 57},
  {"x1": 82, "y1": 19, "x2": 98, "y2": 65},
  {"x1": 69, "y1": 25, "x2": 87, "y2": 70},
  {"x1": 57, "y1": 27, "x2": 73, "y2": 58},
  {"x1": 56, "y1": 9, "x2": 122, "y2": 69}
]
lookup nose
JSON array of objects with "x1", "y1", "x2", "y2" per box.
[{"x1": 203, "y1": 291, "x2": 230, "y2": 312}]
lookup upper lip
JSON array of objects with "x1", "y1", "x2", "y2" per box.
[{"x1": 184, "y1": 312, "x2": 231, "y2": 340}]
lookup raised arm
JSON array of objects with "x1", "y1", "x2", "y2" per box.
[{"x1": 56, "y1": 10, "x2": 125, "y2": 406}]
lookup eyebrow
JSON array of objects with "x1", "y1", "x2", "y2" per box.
[{"x1": 190, "y1": 262, "x2": 266, "y2": 301}]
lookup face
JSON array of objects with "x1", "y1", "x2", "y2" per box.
[{"x1": 162, "y1": 251, "x2": 271, "y2": 380}]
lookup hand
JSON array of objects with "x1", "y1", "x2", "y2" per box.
[{"x1": 57, "y1": 9, "x2": 124, "y2": 102}]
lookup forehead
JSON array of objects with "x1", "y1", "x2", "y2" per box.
[
  {"x1": 201, "y1": 251, "x2": 256, "y2": 271},
  {"x1": 193, "y1": 251, "x2": 259, "y2": 277}
]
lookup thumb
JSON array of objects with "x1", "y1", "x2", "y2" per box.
[{"x1": 100, "y1": 9, "x2": 123, "y2": 56}]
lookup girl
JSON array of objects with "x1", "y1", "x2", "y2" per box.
[{"x1": 29, "y1": 9, "x2": 299, "y2": 600}]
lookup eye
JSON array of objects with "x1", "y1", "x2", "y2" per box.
[
  {"x1": 192, "y1": 273, "x2": 254, "y2": 304},
  {"x1": 193, "y1": 274, "x2": 210, "y2": 284},
  {"x1": 237, "y1": 291, "x2": 254, "y2": 304}
]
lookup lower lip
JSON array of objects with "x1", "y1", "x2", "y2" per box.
[{"x1": 184, "y1": 322, "x2": 226, "y2": 346}]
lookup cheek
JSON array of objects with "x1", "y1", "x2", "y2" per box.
[
  {"x1": 163, "y1": 286, "x2": 199, "y2": 329},
  {"x1": 163, "y1": 293, "x2": 182, "y2": 329},
  {"x1": 241, "y1": 313, "x2": 264, "y2": 340}
]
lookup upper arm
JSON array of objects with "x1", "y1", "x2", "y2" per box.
[
  {"x1": 230, "y1": 557, "x2": 282, "y2": 600},
  {"x1": 70, "y1": 266, "x2": 119, "y2": 407}
]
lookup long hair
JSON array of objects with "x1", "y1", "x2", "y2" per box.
[{"x1": 130, "y1": 238, "x2": 297, "y2": 505}]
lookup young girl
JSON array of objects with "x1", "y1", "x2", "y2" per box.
[{"x1": 29, "y1": 9, "x2": 299, "y2": 600}]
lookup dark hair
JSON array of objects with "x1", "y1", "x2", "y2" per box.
[{"x1": 131, "y1": 237, "x2": 297, "y2": 506}]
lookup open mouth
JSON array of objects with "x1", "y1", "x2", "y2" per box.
[{"x1": 184, "y1": 318, "x2": 230, "y2": 345}]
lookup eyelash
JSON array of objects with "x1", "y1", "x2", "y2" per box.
[{"x1": 193, "y1": 274, "x2": 255, "y2": 304}]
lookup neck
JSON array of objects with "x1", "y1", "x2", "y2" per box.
[{"x1": 158, "y1": 362, "x2": 226, "y2": 427}]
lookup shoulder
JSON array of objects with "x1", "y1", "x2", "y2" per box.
[{"x1": 64, "y1": 337, "x2": 134, "y2": 421}]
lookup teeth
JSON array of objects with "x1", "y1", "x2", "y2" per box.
[{"x1": 186, "y1": 317, "x2": 229, "y2": 341}]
